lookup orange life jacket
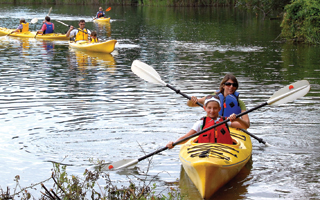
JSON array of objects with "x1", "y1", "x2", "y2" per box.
[{"x1": 197, "y1": 116, "x2": 233, "y2": 144}]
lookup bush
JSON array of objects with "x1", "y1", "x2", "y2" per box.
[
  {"x1": 281, "y1": 0, "x2": 320, "y2": 44},
  {"x1": 0, "y1": 161, "x2": 183, "y2": 200}
]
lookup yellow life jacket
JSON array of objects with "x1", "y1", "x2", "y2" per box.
[
  {"x1": 91, "y1": 38, "x2": 98, "y2": 43},
  {"x1": 75, "y1": 28, "x2": 88, "y2": 42},
  {"x1": 21, "y1": 22, "x2": 29, "y2": 33}
]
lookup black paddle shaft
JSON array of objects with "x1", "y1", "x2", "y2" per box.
[
  {"x1": 137, "y1": 102, "x2": 268, "y2": 162},
  {"x1": 166, "y1": 84, "x2": 203, "y2": 107}
]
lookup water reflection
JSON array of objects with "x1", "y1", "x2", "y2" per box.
[
  {"x1": 70, "y1": 50, "x2": 116, "y2": 75},
  {"x1": 94, "y1": 20, "x2": 111, "y2": 38}
]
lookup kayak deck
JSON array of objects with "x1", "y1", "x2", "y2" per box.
[{"x1": 179, "y1": 128, "x2": 252, "y2": 199}]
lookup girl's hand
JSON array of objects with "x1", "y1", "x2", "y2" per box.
[
  {"x1": 166, "y1": 141, "x2": 174, "y2": 149},
  {"x1": 191, "y1": 96, "x2": 198, "y2": 104}
]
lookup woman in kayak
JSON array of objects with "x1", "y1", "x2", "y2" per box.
[
  {"x1": 187, "y1": 73, "x2": 250, "y2": 128},
  {"x1": 167, "y1": 95, "x2": 249, "y2": 149},
  {"x1": 14, "y1": 18, "x2": 29, "y2": 33}
]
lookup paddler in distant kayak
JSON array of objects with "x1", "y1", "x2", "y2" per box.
[
  {"x1": 13, "y1": 18, "x2": 29, "y2": 33},
  {"x1": 167, "y1": 95, "x2": 249, "y2": 149},
  {"x1": 36, "y1": 16, "x2": 54, "y2": 34},
  {"x1": 94, "y1": 7, "x2": 105, "y2": 19},
  {"x1": 66, "y1": 19, "x2": 91, "y2": 42},
  {"x1": 187, "y1": 73, "x2": 250, "y2": 128}
]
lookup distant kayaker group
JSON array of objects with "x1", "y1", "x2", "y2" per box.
[{"x1": 12, "y1": 6, "x2": 109, "y2": 44}]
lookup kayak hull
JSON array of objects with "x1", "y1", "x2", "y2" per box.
[
  {"x1": 0, "y1": 27, "x2": 69, "y2": 40},
  {"x1": 179, "y1": 127, "x2": 252, "y2": 199},
  {"x1": 69, "y1": 40, "x2": 117, "y2": 54}
]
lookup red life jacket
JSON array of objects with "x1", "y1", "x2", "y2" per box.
[{"x1": 197, "y1": 116, "x2": 233, "y2": 144}]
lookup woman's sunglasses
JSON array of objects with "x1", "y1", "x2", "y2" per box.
[{"x1": 224, "y1": 82, "x2": 238, "y2": 87}]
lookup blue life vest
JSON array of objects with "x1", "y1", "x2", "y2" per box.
[
  {"x1": 44, "y1": 22, "x2": 54, "y2": 34},
  {"x1": 97, "y1": 11, "x2": 105, "y2": 18},
  {"x1": 217, "y1": 91, "x2": 241, "y2": 117}
]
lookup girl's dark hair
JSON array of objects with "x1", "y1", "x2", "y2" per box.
[
  {"x1": 216, "y1": 73, "x2": 239, "y2": 94},
  {"x1": 91, "y1": 31, "x2": 97, "y2": 36}
]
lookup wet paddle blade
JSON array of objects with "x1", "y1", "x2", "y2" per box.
[
  {"x1": 131, "y1": 60, "x2": 166, "y2": 86},
  {"x1": 99, "y1": 159, "x2": 138, "y2": 171},
  {"x1": 106, "y1": 7, "x2": 111, "y2": 12},
  {"x1": 31, "y1": 18, "x2": 38, "y2": 24},
  {"x1": 267, "y1": 80, "x2": 310, "y2": 105}
]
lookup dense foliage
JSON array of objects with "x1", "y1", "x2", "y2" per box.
[{"x1": 281, "y1": 0, "x2": 320, "y2": 44}]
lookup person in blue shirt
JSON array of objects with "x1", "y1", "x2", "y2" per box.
[{"x1": 94, "y1": 7, "x2": 105, "y2": 19}]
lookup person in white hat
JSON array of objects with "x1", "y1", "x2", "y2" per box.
[{"x1": 167, "y1": 95, "x2": 248, "y2": 149}]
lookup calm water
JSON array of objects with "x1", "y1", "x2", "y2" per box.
[{"x1": 0, "y1": 4, "x2": 320, "y2": 199}]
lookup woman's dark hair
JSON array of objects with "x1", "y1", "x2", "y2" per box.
[{"x1": 216, "y1": 73, "x2": 239, "y2": 94}]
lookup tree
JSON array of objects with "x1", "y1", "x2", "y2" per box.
[{"x1": 281, "y1": 0, "x2": 320, "y2": 44}]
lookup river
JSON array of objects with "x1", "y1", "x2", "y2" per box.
[{"x1": 0, "y1": 4, "x2": 319, "y2": 200}]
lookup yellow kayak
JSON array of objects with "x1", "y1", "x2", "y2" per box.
[
  {"x1": 179, "y1": 127, "x2": 252, "y2": 199},
  {"x1": 69, "y1": 40, "x2": 117, "y2": 54},
  {"x1": 93, "y1": 17, "x2": 110, "y2": 23},
  {"x1": 0, "y1": 27, "x2": 69, "y2": 40}
]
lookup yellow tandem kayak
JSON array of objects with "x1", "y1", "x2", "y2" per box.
[
  {"x1": 69, "y1": 40, "x2": 117, "y2": 54},
  {"x1": 0, "y1": 27, "x2": 69, "y2": 40},
  {"x1": 179, "y1": 127, "x2": 252, "y2": 199},
  {"x1": 93, "y1": 17, "x2": 111, "y2": 23}
]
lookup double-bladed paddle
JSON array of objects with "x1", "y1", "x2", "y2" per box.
[
  {"x1": 131, "y1": 60, "x2": 269, "y2": 145},
  {"x1": 101, "y1": 62, "x2": 310, "y2": 171}
]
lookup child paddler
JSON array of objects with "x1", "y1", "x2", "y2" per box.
[{"x1": 166, "y1": 95, "x2": 249, "y2": 149}]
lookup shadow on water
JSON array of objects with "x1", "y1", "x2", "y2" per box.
[{"x1": 180, "y1": 156, "x2": 253, "y2": 200}]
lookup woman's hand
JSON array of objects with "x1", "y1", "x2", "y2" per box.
[{"x1": 228, "y1": 113, "x2": 237, "y2": 121}]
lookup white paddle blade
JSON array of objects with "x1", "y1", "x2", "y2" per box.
[
  {"x1": 31, "y1": 18, "x2": 38, "y2": 24},
  {"x1": 267, "y1": 80, "x2": 310, "y2": 105},
  {"x1": 100, "y1": 159, "x2": 138, "y2": 171},
  {"x1": 48, "y1": 7, "x2": 52, "y2": 16},
  {"x1": 131, "y1": 60, "x2": 166, "y2": 86}
]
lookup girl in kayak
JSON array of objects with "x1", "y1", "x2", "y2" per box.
[
  {"x1": 14, "y1": 18, "x2": 29, "y2": 33},
  {"x1": 90, "y1": 31, "x2": 99, "y2": 43},
  {"x1": 187, "y1": 73, "x2": 250, "y2": 128},
  {"x1": 166, "y1": 95, "x2": 249, "y2": 149}
]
